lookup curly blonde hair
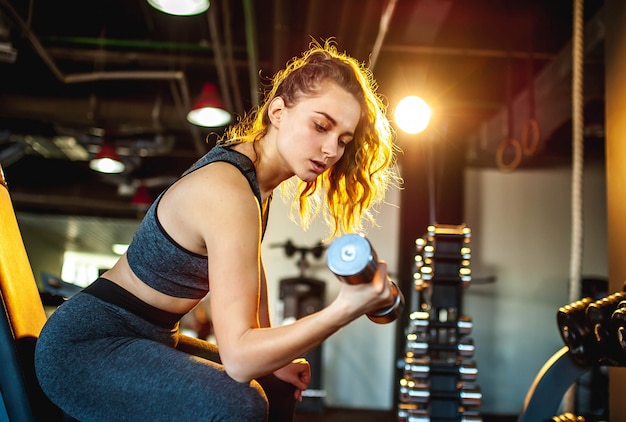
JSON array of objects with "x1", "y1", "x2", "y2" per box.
[{"x1": 223, "y1": 40, "x2": 400, "y2": 239}]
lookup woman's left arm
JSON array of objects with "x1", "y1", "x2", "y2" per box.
[
  {"x1": 258, "y1": 260, "x2": 271, "y2": 328},
  {"x1": 259, "y1": 259, "x2": 311, "y2": 397}
]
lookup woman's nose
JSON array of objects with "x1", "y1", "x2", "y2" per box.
[{"x1": 321, "y1": 137, "x2": 338, "y2": 158}]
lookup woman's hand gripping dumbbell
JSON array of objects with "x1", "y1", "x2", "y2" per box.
[{"x1": 326, "y1": 233, "x2": 405, "y2": 324}]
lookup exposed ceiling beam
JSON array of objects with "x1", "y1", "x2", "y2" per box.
[{"x1": 0, "y1": 0, "x2": 208, "y2": 156}]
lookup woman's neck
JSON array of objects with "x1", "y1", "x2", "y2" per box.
[{"x1": 232, "y1": 136, "x2": 293, "y2": 200}]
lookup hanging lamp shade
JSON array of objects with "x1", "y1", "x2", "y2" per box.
[
  {"x1": 147, "y1": 0, "x2": 209, "y2": 16},
  {"x1": 89, "y1": 141, "x2": 126, "y2": 174},
  {"x1": 186, "y1": 83, "x2": 232, "y2": 128},
  {"x1": 131, "y1": 184, "x2": 153, "y2": 210}
]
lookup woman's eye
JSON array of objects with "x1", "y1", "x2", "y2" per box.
[{"x1": 314, "y1": 122, "x2": 327, "y2": 132}]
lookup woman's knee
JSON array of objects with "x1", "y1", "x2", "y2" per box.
[{"x1": 222, "y1": 379, "x2": 268, "y2": 421}]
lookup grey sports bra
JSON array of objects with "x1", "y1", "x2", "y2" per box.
[{"x1": 125, "y1": 145, "x2": 269, "y2": 299}]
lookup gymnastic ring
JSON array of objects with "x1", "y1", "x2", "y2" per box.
[
  {"x1": 496, "y1": 138, "x2": 522, "y2": 172},
  {"x1": 521, "y1": 118, "x2": 540, "y2": 156}
]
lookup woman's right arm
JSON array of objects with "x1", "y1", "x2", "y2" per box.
[{"x1": 188, "y1": 163, "x2": 393, "y2": 382}]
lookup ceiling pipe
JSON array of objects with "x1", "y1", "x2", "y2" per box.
[
  {"x1": 63, "y1": 70, "x2": 186, "y2": 84},
  {"x1": 206, "y1": 1, "x2": 234, "y2": 113},
  {"x1": 43, "y1": 36, "x2": 223, "y2": 53},
  {"x1": 0, "y1": 95, "x2": 194, "y2": 135},
  {"x1": 369, "y1": 0, "x2": 398, "y2": 71},
  {"x1": 381, "y1": 44, "x2": 557, "y2": 61},
  {"x1": 8, "y1": 191, "x2": 145, "y2": 214},
  {"x1": 242, "y1": 0, "x2": 260, "y2": 107},
  {"x1": 336, "y1": 0, "x2": 373, "y2": 59},
  {"x1": 220, "y1": 0, "x2": 244, "y2": 114},
  {"x1": 0, "y1": 141, "x2": 26, "y2": 167},
  {"x1": 303, "y1": 0, "x2": 322, "y2": 51},
  {"x1": 335, "y1": 1, "x2": 354, "y2": 48},
  {"x1": 45, "y1": 46, "x2": 250, "y2": 69},
  {"x1": 272, "y1": 0, "x2": 288, "y2": 73},
  {"x1": 0, "y1": 0, "x2": 207, "y2": 156}
]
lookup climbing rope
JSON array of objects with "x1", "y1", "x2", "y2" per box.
[
  {"x1": 569, "y1": 0, "x2": 584, "y2": 306},
  {"x1": 563, "y1": 0, "x2": 585, "y2": 413}
]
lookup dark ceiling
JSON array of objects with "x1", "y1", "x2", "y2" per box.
[{"x1": 0, "y1": 0, "x2": 606, "y2": 220}]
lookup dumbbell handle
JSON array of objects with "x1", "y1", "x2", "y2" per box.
[
  {"x1": 326, "y1": 233, "x2": 405, "y2": 324},
  {"x1": 366, "y1": 279, "x2": 404, "y2": 323}
]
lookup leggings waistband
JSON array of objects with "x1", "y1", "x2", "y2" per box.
[{"x1": 83, "y1": 277, "x2": 185, "y2": 329}]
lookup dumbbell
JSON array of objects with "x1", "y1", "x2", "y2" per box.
[
  {"x1": 611, "y1": 300, "x2": 626, "y2": 353},
  {"x1": 326, "y1": 233, "x2": 404, "y2": 324},
  {"x1": 557, "y1": 297, "x2": 596, "y2": 366},
  {"x1": 586, "y1": 291, "x2": 626, "y2": 365}
]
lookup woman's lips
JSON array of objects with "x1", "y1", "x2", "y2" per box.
[{"x1": 311, "y1": 160, "x2": 326, "y2": 174}]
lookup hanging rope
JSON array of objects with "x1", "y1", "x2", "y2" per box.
[
  {"x1": 563, "y1": 0, "x2": 585, "y2": 413},
  {"x1": 569, "y1": 0, "x2": 584, "y2": 305}
]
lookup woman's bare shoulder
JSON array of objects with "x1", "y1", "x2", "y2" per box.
[
  {"x1": 157, "y1": 161, "x2": 261, "y2": 252},
  {"x1": 168, "y1": 161, "x2": 255, "y2": 203}
]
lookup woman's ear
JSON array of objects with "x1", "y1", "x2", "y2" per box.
[{"x1": 268, "y1": 96, "x2": 285, "y2": 127}]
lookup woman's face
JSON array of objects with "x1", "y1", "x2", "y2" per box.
[{"x1": 271, "y1": 81, "x2": 361, "y2": 183}]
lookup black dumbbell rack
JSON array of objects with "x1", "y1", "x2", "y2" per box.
[{"x1": 397, "y1": 224, "x2": 482, "y2": 422}]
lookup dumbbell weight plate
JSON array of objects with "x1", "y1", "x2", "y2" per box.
[
  {"x1": 326, "y1": 233, "x2": 377, "y2": 285},
  {"x1": 326, "y1": 233, "x2": 405, "y2": 323}
]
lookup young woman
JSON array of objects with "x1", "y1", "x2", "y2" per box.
[{"x1": 35, "y1": 40, "x2": 400, "y2": 421}]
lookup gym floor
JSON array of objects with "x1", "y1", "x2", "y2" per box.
[{"x1": 295, "y1": 408, "x2": 518, "y2": 421}]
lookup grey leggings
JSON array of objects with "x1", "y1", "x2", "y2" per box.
[{"x1": 34, "y1": 278, "x2": 296, "y2": 421}]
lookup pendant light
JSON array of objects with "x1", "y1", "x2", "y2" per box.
[
  {"x1": 186, "y1": 83, "x2": 232, "y2": 128},
  {"x1": 148, "y1": 0, "x2": 210, "y2": 16},
  {"x1": 131, "y1": 183, "x2": 154, "y2": 210},
  {"x1": 89, "y1": 141, "x2": 126, "y2": 174}
]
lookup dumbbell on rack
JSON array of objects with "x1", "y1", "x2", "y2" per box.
[
  {"x1": 557, "y1": 291, "x2": 626, "y2": 366},
  {"x1": 402, "y1": 357, "x2": 479, "y2": 382},
  {"x1": 551, "y1": 413, "x2": 586, "y2": 422},
  {"x1": 326, "y1": 233, "x2": 405, "y2": 324}
]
